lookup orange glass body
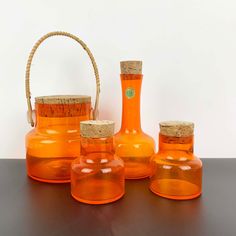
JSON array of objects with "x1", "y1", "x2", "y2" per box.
[
  {"x1": 150, "y1": 134, "x2": 202, "y2": 200},
  {"x1": 26, "y1": 102, "x2": 91, "y2": 183},
  {"x1": 114, "y1": 74, "x2": 155, "y2": 179},
  {"x1": 71, "y1": 136, "x2": 124, "y2": 204}
]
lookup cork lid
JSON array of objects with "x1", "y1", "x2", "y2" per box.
[
  {"x1": 159, "y1": 121, "x2": 194, "y2": 137},
  {"x1": 120, "y1": 61, "x2": 142, "y2": 74},
  {"x1": 80, "y1": 120, "x2": 115, "y2": 138},
  {"x1": 35, "y1": 95, "x2": 91, "y2": 104}
]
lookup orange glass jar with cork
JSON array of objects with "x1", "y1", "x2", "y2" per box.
[
  {"x1": 71, "y1": 120, "x2": 125, "y2": 204},
  {"x1": 25, "y1": 31, "x2": 100, "y2": 183},
  {"x1": 150, "y1": 121, "x2": 202, "y2": 200},
  {"x1": 114, "y1": 61, "x2": 155, "y2": 179}
]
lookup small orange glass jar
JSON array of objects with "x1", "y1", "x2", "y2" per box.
[
  {"x1": 24, "y1": 31, "x2": 100, "y2": 183},
  {"x1": 114, "y1": 61, "x2": 155, "y2": 179},
  {"x1": 71, "y1": 120, "x2": 125, "y2": 204},
  {"x1": 150, "y1": 121, "x2": 202, "y2": 200}
]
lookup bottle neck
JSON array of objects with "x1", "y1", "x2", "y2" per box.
[
  {"x1": 159, "y1": 134, "x2": 194, "y2": 153},
  {"x1": 80, "y1": 136, "x2": 114, "y2": 155},
  {"x1": 120, "y1": 74, "x2": 142, "y2": 133}
]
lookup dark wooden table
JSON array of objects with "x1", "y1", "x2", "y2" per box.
[{"x1": 0, "y1": 159, "x2": 235, "y2": 236}]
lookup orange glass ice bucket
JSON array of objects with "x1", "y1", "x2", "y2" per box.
[{"x1": 25, "y1": 31, "x2": 100, "y2": 183}]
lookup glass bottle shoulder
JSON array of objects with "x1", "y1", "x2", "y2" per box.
[
  {"x1": 114, "y1": 130, "x2": 155, "y2": 155},
  {"x1": 114, "y1": 130, "x2": 155, "y2": 146},
  {"x1": 26, "y1": 126, "x2": 80, "y2": 136},
  {"x1": 26, "y1": 127, "x2": 80, "y2": 146},
  {"x1": 73, "y1": 153, "x2": 123, "y2": 166},
  {"x1": 151, "y1": 150, "x2": 202, "y2": 169},
  {"x1": 71, "y1": 153, "x2": 124, "y2": 175}
]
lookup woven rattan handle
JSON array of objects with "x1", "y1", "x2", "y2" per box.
[{"x1": 25, "y1": 31, "x2": 100, "y2": 127}]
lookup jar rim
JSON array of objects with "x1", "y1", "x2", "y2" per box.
[{"x1": 35, "y1": 95, "x2": 91, "y2": 104}]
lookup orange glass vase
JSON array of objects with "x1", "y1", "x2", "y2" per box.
[
  {"x1": 150, "y1": 121, "x2": 202, "y2": 200},
  {"x1": 71, "y1": 120, "x2": 125, "y2": 204},
  {"x1": 114, "y1": 61, "x2": 155, "y2": 179},
  {"x1": 26, "y1": 97, "x2": 91, "y2": 183},
  {"x1": 25, "y1": 31, "x2": 100, "y2": 183}
]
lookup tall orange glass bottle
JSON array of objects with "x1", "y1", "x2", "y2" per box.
[
  {"x1": 114, "y1": 61, "x2": 155, "y2": 179},
  {"x1": 150, "y1": 121, "x2": 202, "y2": 200},
  {"x1": 71, "y1": 120, "x2": 125, "y2": 204}
]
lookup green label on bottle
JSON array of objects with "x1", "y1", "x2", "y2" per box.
[{"x1": 125, "y1": 87, "x2": 135, "y2": 99}]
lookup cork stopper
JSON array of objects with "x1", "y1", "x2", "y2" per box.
[
  {"x1": 35, "y1": 95, "x2": 91, "y2": 104},
  {"x1": 120, "y1": 61, "x2": 142, "y2": 74},
  {"x1": 80, "y1": 120, "x2": 115, "y2": 138},
  {"x1": 159, "y1": 121, "x2": 194, "y2": 137}
]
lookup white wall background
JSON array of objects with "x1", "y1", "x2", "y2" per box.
[{"x1": 0, "y1": 0, "x2": 236, "y2": 158}]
